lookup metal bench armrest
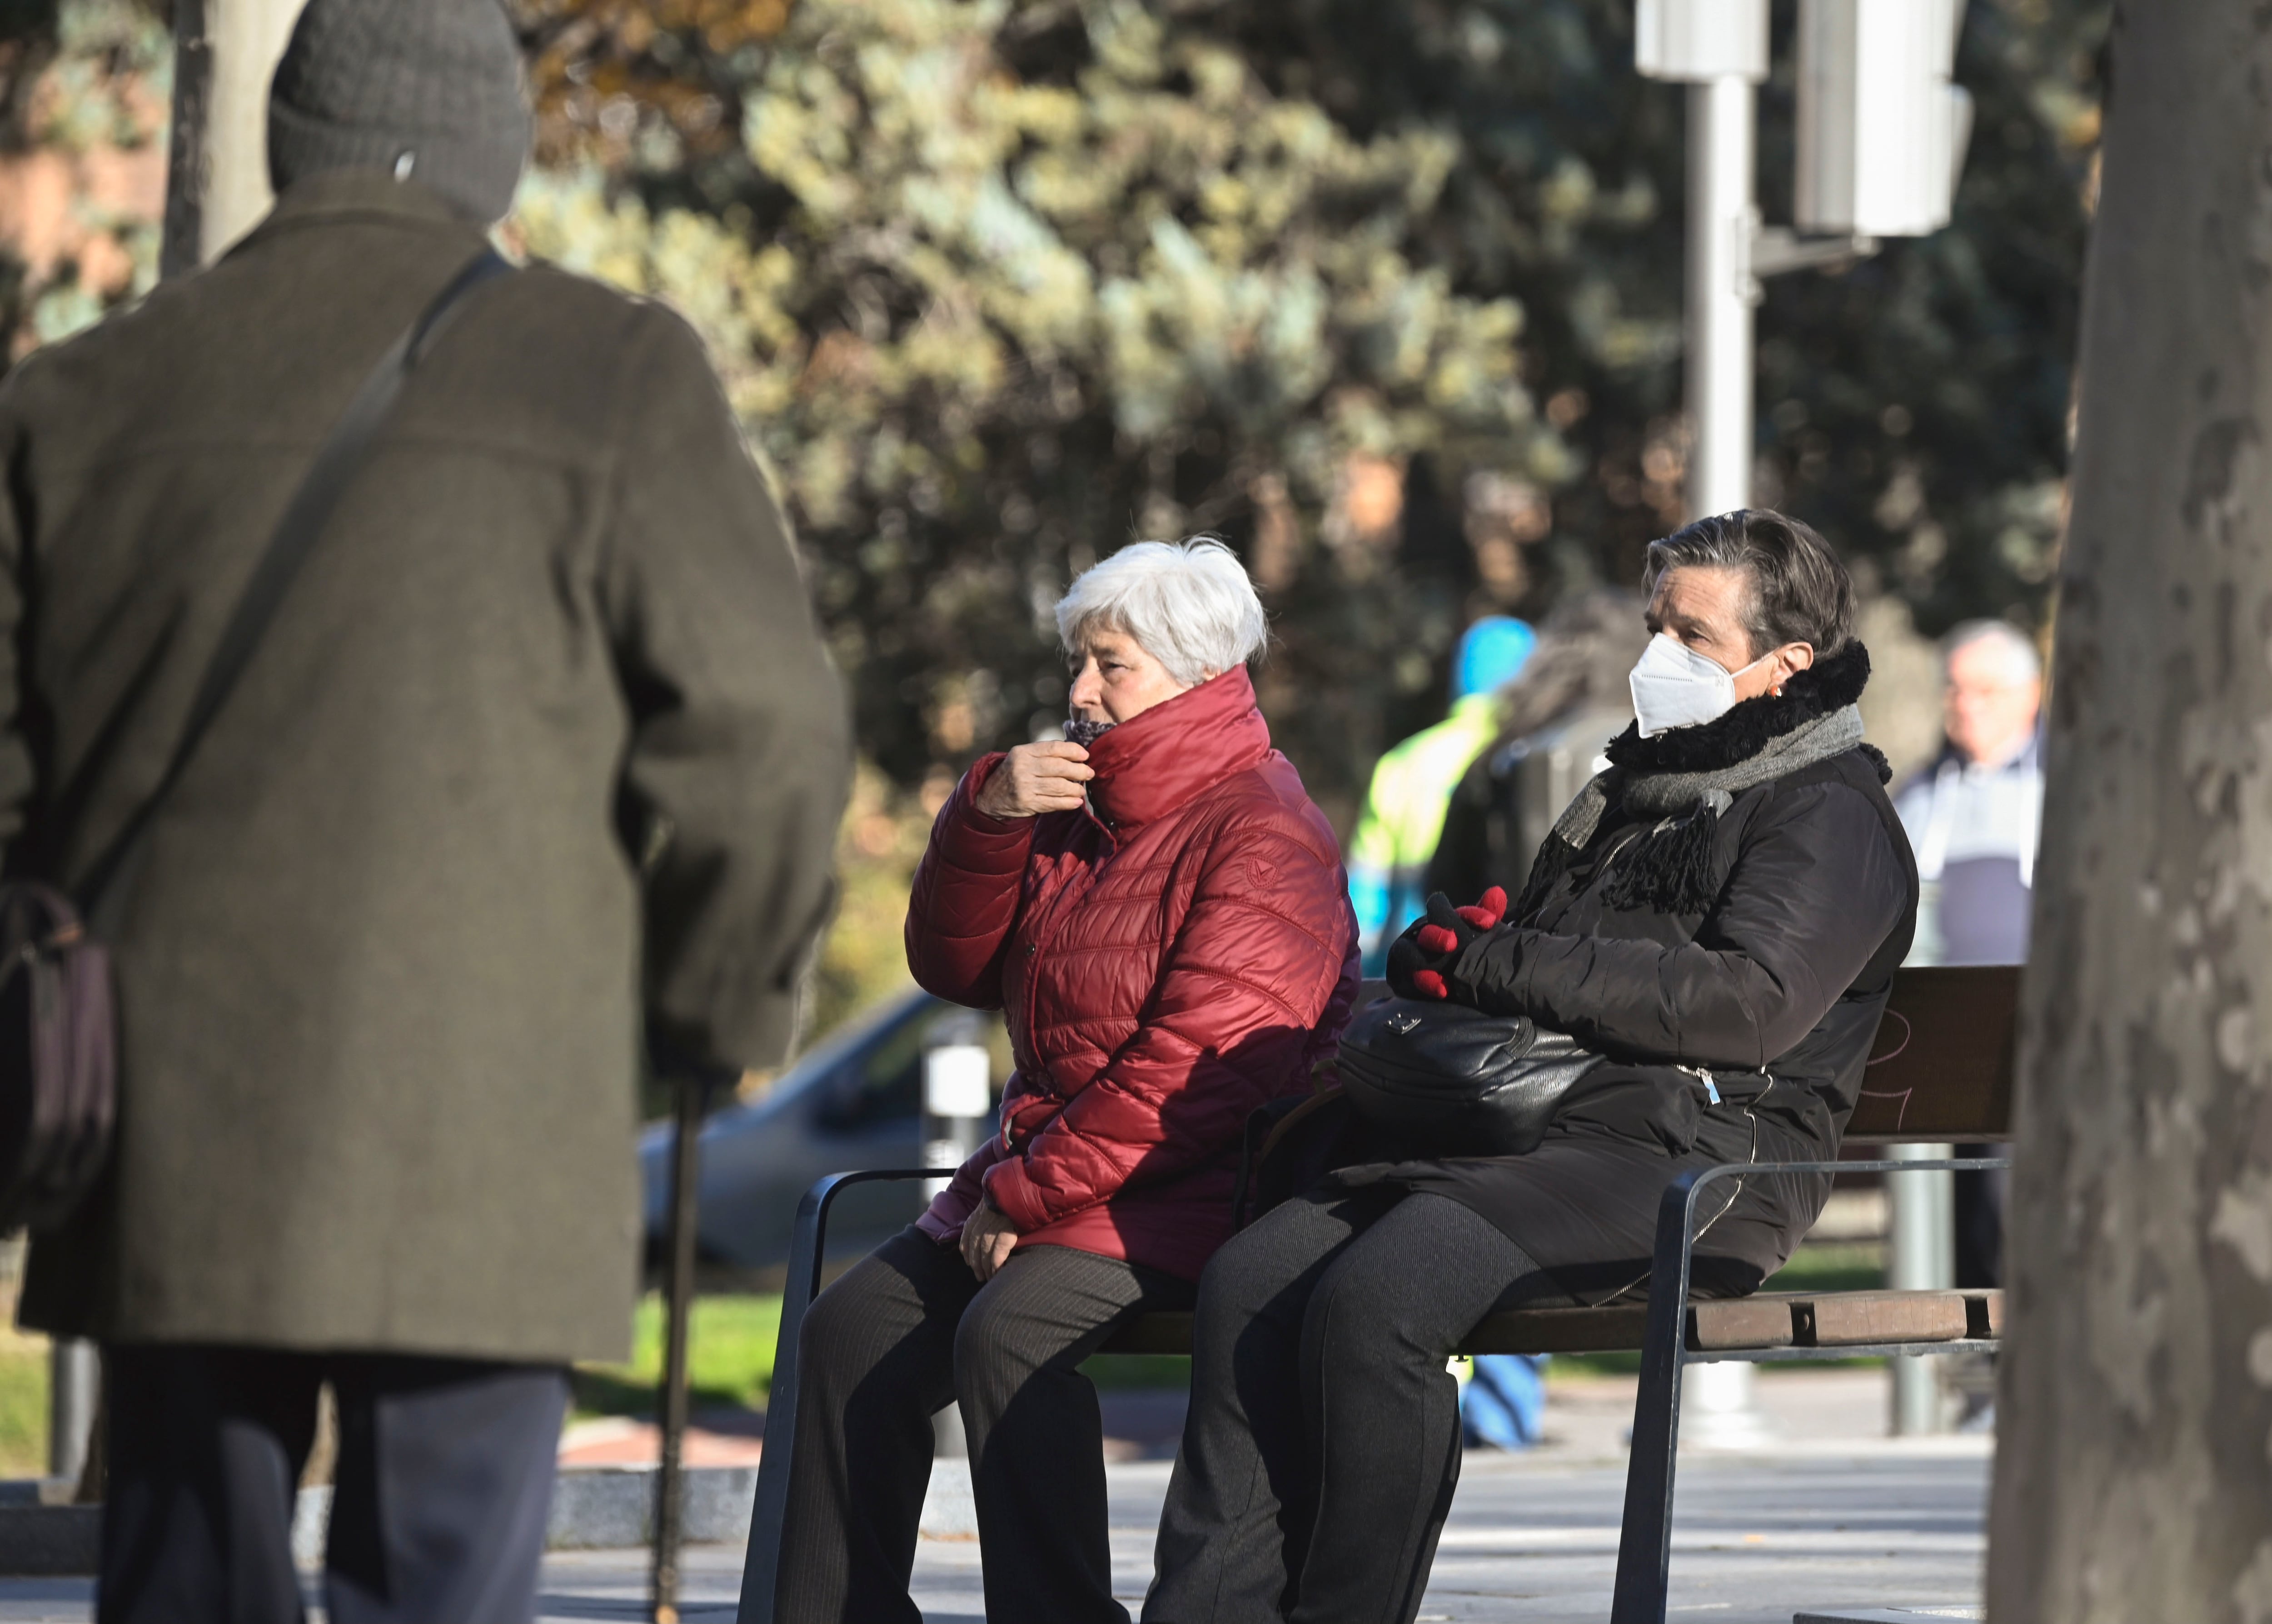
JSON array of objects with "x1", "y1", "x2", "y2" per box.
[
  {"x1": 736, "y1": 1168, "x2": 946, "y2": 1624},
  {"x1": 1609, "y1": 1152, "x2": 2007, "y2": 1623}
]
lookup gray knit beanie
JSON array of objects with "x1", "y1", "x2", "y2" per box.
[{"x1": 268, "y1": 0, "x2": 532, "y2": 225}]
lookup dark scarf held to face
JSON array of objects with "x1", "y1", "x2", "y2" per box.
[{"x1": 1516, "y1": 642, "x2": 1887, "y2": 919}]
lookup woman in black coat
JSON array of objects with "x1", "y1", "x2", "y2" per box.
[{"x1": 1143, "y1": 510, "x2": 1919, "y2": 1624}]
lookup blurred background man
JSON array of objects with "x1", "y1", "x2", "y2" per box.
[
  {"x1": 1893, "y1": 621, "x2": 2043, "y2": 1390},
  {"x1": 0, "y1": 2, "x2": 848, "y2": 1619},
  {"x1": 1896, "y1": 620, "x2": 2046, "y2": 972},
  {"x1": 1347, "y1": 616, "x2": 1535, "y2": 976}
]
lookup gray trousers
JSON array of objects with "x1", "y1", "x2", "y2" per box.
[
  {"x1": 1145, "y1": 1191, "x2": 1571, "y2": 1624},
  {"x1": 777, "y1": 1227, "x2": 1195, "y2": 1624}
]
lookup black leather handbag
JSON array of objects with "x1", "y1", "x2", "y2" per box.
[{"x1": 1335, "y1": 996, "x2": 1603, "y2": 1156}]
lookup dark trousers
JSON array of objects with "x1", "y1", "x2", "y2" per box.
[
  {"x1": 777, "y1": 1227, "x2": 1196, "y2": 1624},
  {"x1": 99, "y1": 1344, "x2": 568, "y2": 1624},
  {"x1": 1954, "y1": 1144, "x2": 2007, "y2": 1287},
  {"x1": 1146, "y1": 1190, "x2": 1570, "y2": 1624}
]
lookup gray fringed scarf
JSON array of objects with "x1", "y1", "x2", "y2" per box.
[{"x1": 1514, "y1": 643, "x2": 1878, "y2": 918}]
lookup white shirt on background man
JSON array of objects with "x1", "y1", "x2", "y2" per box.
[{"x1": 1894, "y1": 623, "x2": 2045, "y2": 968}]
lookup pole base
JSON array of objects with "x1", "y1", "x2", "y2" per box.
[{"x1": 1679, "y1": 1360, "x2": 1774, "y2": 1450}]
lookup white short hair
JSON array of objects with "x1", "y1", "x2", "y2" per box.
[
  {"x1": 1053, "y1": 538, "x2": 1269, "y2": 686},
  {"x1": 1943, "y1": 619, "x2": 2041, "y2": 684}
]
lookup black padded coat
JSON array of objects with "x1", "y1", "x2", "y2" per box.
[{"x1": 1340, "y1": 645, "x2": 1918, "y2": 1300}]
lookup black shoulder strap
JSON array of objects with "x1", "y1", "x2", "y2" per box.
[{"x1": 75, "y1": 248, "x2": 515, "y2": 914}]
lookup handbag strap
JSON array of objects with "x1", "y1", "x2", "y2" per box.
[{"x1": 74, "y1": 247, "x2": 515, "y2": 915}]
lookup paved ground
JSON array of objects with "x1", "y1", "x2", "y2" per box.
[
  {"x1": 0, "y1": 1369, "x2": 1991, "y2": 1623},
  {"x1": 899, "y1": 1450, "x2": 1987, "y2": 1624}
]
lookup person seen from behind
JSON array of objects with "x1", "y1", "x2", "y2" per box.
[
  {"x1": 1345, "y1": 616, "x2": 1535, "y2": 976},
  {"x1": 1345, "y1": 613, "x2": 1542, "y2": 1452},
  {"x1": 0, "y1": 2, "x2": 850, "y2": 1619},
  {"x1": 1143, "y1": 510, "x2": 1916, "y2": 1623},
  {"x1": 1427, "y1": 590, "x2": 1651, "y2": 911},
  {"x1": 1420, "y1": 589, "x2": 1650, "y2": 1451},
  {"x1": 1344, "y1": 613, "x2": 1545, "y2": 1452},
  {"x1": 777, "y1": 538, "x2": 1359, "y2": 1624}
]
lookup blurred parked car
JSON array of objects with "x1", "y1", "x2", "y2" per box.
[{"x1": 638, "y1": 987, "x2": 1004, "y2": 1274}]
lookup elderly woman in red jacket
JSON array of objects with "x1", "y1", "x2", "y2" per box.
[{"x1": 776, "y1": 538, "x2": 1360, "y2": 1624}]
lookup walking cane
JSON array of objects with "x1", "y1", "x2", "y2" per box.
[{"x1": 652, "y1": 1068, "x2": 717, "y2": 1624}]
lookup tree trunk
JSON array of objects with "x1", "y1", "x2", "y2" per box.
[
  {"x1": 160, "y1": 0, "x2": 304, "y2": 278},
  {"x1": 1988, "y1": 5, "x2": 2272, "y2": 1619}
]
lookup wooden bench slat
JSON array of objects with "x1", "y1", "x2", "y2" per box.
[
  {"x1": 1687, "y1": 1297, "x2": 1795, "y2": 1351},
  {"x1": 1793, "y1": 1289, "x2": 1969, "y2": 1347},
  {"x1": 1097, "y1": 1289, "x2": 2004, "y2": 1360}
]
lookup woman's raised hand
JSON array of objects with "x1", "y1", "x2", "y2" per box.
[{"x1": 976, "y1": 742, "x2": 1095, "y2": 818}]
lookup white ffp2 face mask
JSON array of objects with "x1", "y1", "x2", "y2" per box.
[{"x1": 1628, "y1": 634, "x2": 1770, "y2": 737}]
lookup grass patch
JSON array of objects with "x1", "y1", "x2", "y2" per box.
[
  {"x1": 1762, "y1": 1242, "x2": 1886, "y2": 1294},
  {"x1": 1080, "y1": 1353, "x2": 1192, "y2": 1390},
  {"x1": 1547, "y1": 1350, "x2": 1644, "y2": 1377},
  {"x1": 572, "y1": 1293, "x2": 782, "y2": 1421},
  {"x1": 0, "y1": 1349, "x2": 44, "y2": 1475}
]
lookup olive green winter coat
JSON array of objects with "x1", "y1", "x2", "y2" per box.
[{"x1": 0, "y1": 172, "x2": 850, "y2": 1364}]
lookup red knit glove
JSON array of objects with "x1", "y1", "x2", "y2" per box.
[{"x1": 1388, "y1": 886, "x2": 1507, "y2": 1000}]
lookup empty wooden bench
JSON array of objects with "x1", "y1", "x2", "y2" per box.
[{"x1": 735, "y1": 963, "x2": 2018, "y2": 1624}]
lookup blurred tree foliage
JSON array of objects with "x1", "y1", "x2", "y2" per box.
[
  {"x1": 510, "y1": 0, "x2": 2108, "y2": 827},
  {"x1": 0, "y1": 0, "x2": 2110, "y2": 824},
  {"x1": 0, "y1": 0, "x2": 167, "y2": 356},
  {"x1": 512, "y1": 0, "x2": 1575, "y2": 820}
]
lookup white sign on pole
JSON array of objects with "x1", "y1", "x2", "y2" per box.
[
  {"x1": 923, "y1": 1045, "x2": 992, "y2": 1121},
  {"x1": 1795, "y1": 0, "x2": 1974, "y2": 237},
  {"x1": 1635, "y1": 0, "x2": 1769, "y2": 84}
]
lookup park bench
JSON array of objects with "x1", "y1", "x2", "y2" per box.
[{"x1": 733, "y1": 962, "x2": 2017, "y2": 1624}]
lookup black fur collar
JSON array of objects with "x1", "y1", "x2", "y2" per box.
[{"x1": 1607, "y1": 640, "x2": 1873, "y2": 776}]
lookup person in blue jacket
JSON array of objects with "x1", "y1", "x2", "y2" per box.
[
  {"x1": 1346, "y1": 618, "x2": 1536, "y2": 975},
  {"x1": 1345, "y1": 615, "x2": 1549, "y2": 1449}
]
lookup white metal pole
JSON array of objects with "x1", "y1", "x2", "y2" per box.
[
  {"x1": 923, "y1": 1027, "x2": 992, "y2": 1459},
  {"x1": 48, "y1": 1339, "x2": 96, "y2": 1488},
  {"x1": 1686, "y1": 75, "x2": 1759, "y2": 521},
  {"x1": 202, "y1": 0, "x2": 303, "y2": 261},
  {"x1": 1677, "y1": 70, "x2": 1773, "y2": 1449},
  {"x1": 922, "y1": 1040, "x2": 992, "y2": 1206},
  {"x1": 1888, "y1": 1143, "x2": 1955, "y2": 1434},
  {"x1": 161, "y1": 0, "x2": 305, "y2": 276}
]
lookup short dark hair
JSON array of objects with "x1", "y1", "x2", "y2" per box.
[{"x1": 1642, "y1": 509, "x2": 1854, "y2": 659}]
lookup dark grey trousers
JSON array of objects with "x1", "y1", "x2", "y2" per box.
[
  {"x1": 777, "y1": 1227, "x2": 1196, "y2": 1624},
  {"x1": 98, "y1": 1344, "x2": 566, "y2": 1624},
  {"x1": 1145, "y1": 1190, "x2": 1572, "y2": 1624}
]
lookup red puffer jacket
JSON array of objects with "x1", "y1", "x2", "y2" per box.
[{"x1": 908, "y1": 667, "x2": 1360, "y2": 1280}]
